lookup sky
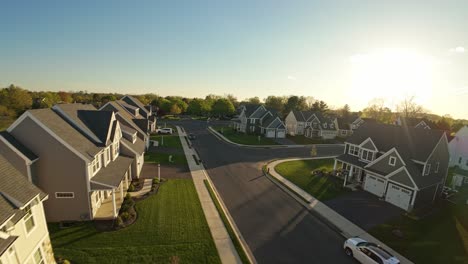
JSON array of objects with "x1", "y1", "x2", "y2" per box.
[{"x1": 1, "y1": 1, "x2": 468, "y2": 119}]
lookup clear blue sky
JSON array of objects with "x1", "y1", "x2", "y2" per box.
[{"x1": 1, "y1": 1, "x2": 468, "y2": 118}]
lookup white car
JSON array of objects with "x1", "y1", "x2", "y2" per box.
[
  {"x1": 157, "y1": 128, "x2": 173, "y2": 134},
  {"x1": 343, "y1": 237, "x2": 400, "y2": 264}
]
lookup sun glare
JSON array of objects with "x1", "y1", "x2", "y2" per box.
[{"x1": 349, "y1": 49, "x2": 435, "y2": 107}]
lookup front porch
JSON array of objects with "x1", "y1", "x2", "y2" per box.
[
  {"x1": 93, "y1": 178, "x2": 129, "y2": 220},
  {"x1": 333, "y1": 158, "x2": 367, "y2": 188}
]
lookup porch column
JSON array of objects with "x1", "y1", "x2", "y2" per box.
[
  {"x1": 333, "y1": 159, "x2": 338, "y2": 170},
  {"x1": 125, "y1": 173, "x2": 129, "y2": 189},
  {"x1": 344, "y1": 165, "x2": 354, "y2": 187},
  {"x1": 120, "y1": 182, "x2": 124, "y2": 201},
  {"x1": 112, "y1": 190, "x2": 117, "y2": 217}
]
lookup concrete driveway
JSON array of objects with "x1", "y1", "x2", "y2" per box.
[{"x1": 324, "y1": 190, "x2": 404, "y2": 231}]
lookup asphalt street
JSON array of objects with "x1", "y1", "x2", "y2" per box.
[{"x1": 171, "y1": 120, "x2": 354, "y2": 264}]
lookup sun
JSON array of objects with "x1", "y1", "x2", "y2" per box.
[{"x1": 348, "y1": 48, "x2": 435, "y2": 107}]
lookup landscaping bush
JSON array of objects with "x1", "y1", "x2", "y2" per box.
[
  {"x1": 121, "y1": 212, "x2": 131, "y2": 222},
  {"x1": 153, "y1": 178, "x2": 160, "y2": 184},
  {"x1": 115, "y1": 216, "x2": 124, "y2": 228},
  {"x1": 128, "y1": 183, "x2": 135, "y2": 192}
]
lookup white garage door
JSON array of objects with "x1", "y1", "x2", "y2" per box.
[
  {"x1": 266, "y1": 130, "x2": 275, "y2": 138},
  {"x1": 385, "y1": 183, "x2": 412, "y2": 211},
  {"x1": 276, "y1": 130, "x2": 286, "y2": 138},
  {"x1": 364, "y1": 175, "x2": 386, "y2": 197}
]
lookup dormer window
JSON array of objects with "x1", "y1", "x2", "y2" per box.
[
  {"x1": 424, "y1": 164, "x2": 431, "y2": 176},
  {"x1": 323, "y1": 123, "x2": 327, "y2": 128},
  {"x1": 330, "y1": 123, "x2": 334, "y2": 129},
  {"x1": 114, "y1": 141, "x2": 120, "y2": 159},
  {"x1": 24, "y1": 204, "x2": 36, "y2": 234},
  {"x1": 389, "y1": 156, "x2": 397, "y2": 166},
  {"x1": 348, "y1": 145, "x2": 359, "y2": 156},
  {"x1": 361, "y1": 149, "x2": 374, "y2": 162}
]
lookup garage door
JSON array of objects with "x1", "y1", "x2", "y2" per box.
[
  {"x1": 364, "y1": 175, "x2": 386, "y2": 197},
  {"x1": 385, "y1": 183, "x2": 412, "y2": 211},
  {"x1": 266, "y1": 130, "x2": 275, "y2": 138},
  {"x1": 276, "y1": 130, "x2": 286, "y2": 138}
]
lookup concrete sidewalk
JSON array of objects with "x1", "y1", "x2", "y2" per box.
[
  {"x1": 208, "y1": 126, "x2": 343, "y2": 149},
  {"x1": 266, "y1": 158, "x2": 414, "y2": 264},
  {"x1": 177, "y1": 126, "x2": 248, "y2": 264},
  {"x1": 129, "y1": 179, "x2": 152, "y2": 198}
]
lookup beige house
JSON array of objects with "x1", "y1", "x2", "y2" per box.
[
  {"x1": 0, "y1": 154, "x2": 55, "y2": 264},
  {"x1": 5, "y1": 103, "x2": 145, "y2": 222}
]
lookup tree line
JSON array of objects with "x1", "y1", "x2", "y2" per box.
[{"x1": 0, "y1": 84, "x2": 466, "y2": 132}]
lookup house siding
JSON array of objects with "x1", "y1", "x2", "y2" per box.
[
  {"x1": 424, "y1": 135, "x2": 449, "y2": 190},
  {"x1": 366, "y1": 150, "x2": 405, "y2": 175},
  {"x1": 10, "y1": 117, "x2": 91, "y2": 222},
  {"x1": 413, "y1": 184, "x2": 438, "y2": 208},
  {"x1": 0, "y1": 139, "x2": 29, "y2": 179},
  {"x1": 285, "y1": 111, "x2": 297, "y2": 135}
]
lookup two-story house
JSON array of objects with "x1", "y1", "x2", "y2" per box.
[
  {"x1": 303, "y1": 113, "x2": 338, "y2": 140},
  {"x1": 334, "y1": 123, "x2": 449, "y2": 211},
  {"x1": 336, "y1": 114, "x2": 369, "y2": 137},
  {"x1": 0, "y1": 153, "x2": 55, "y2": 264},
  {"x1": 5, "y1": 103, "x2": 145, "y2": 222},
  {"x1": 233, "y1": 104, "x2": 286, "y2": 138},
  {"x1": 449, "y1": 126, "x2": 468, "y2": 184}
]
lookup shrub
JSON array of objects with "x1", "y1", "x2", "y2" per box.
[
  {"x1": 128, "y1": 184, "x2": 135, "y2": 192},
  {"x1": 125, "y1": 193, "x2": 132, "y2": 200},
  {"x1": 121, "y1": 212, "x2": 131, "y2": 222},
  {"x1": 115, "y1": 216, "x2": 124, "y2": 228},
  {"x1": 153, "y1": 178, "x2": 160, "y2": 184}
]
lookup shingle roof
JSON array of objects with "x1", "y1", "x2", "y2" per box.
[
  {"x1": 91, "y1": 155, "x2": 134, "y2": 188},
  {"x1": 0, "y1": 236, "x2": 17, "y2": 256},
  {"x1": 347, "y1": 123, "x2": 444, "y2": 162},
  {"x1": 77, "y1": 110, "x2": 114, "y2": 145},
  {"x1": 28, "y1": 109, "x2": 102, "y2": 159},
  {"x1": 121, "y1": 137, "x2": 145, "y2": 155},
  {"x1": 242, "y1": 104, "x2": 261, "y2": 117},
  {"x1": 122, "y1": 96, "x2": 150, "y2": 115},
  {"x1": 0, "y1": 154, "x2": 46, "y2": 225},
  {"x1": 0, "y1": 131, "x2": 38, "y2": 161},
  {"x1": 399, "y1": 117, "x2": 439, "y2": 129}
]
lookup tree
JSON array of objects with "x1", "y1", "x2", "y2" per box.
[
  {"x1": 437, "y1": 117, "x2": 451, "y2": 131},
  {"x1": 58, "y1": 91, "x2": 73, "y2": 103},
  {"x1": 225, "y1": 94, "x2": 239, "y2": 108},
  {"x1": 339, "y1": 104, "x2": 351, "y2": 119},
  {"x1": 264, "y1": 96, "x2": 286, "y2": 113},
  {"x1": 362, "y1": 98, "x2": 393, "y2": 123},
  {"x1": 170, "y1": 104, "x2": 182, "y2": 115},
  {"x1": 187, "y1": 99, "x2": 204, "y2": 116},
  {"x1": 0, "y1": 85, "x2": 33, "y2": 114},
  {"x1": 397, "y1": 96, "x2": 425, "y2": 118},
  {"x1": 211, "y1": 98, "x2": 235, "y2": 117},
  {"x1": 247, "y1": 97, "x2": 261, "y2": 105},
  {"x1": 284, "y1": 96, "x2": 308, "y2": 112},
  {"x1": 452, "y1": 122, "x2": 466, "y2": 133},
  {"x1": 311, "y1": 100, "x2": 329, "y2": 113}
]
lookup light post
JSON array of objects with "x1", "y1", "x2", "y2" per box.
[
  {"x1": 158, "y1": 163, "x2": 161, "y2": 182},
  {"x1": 161, "y1": 135, "x2": 164, "y2": 146}
]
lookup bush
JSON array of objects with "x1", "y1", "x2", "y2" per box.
[
  {"x1": 121, "y1": 212, "x2": 131, "y2": 222},
  {"x1": 125, "y1": 193, "x2": 132, "y2": 200},
  {"x1": 153, "y1": 178, "x2": 160, "y2": 184},
  {"x1": 115, "y1": 216, "x2": 124, "y2": 228},
  {"x1": 128, "y1": 184, "x2": 135, "y2": 192}
]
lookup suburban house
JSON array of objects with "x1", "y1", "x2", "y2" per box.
[
  {"x1": 395, "y1": 116, "x2": 438, "y2": 129},
  {"x1": 0, "y1": 153, "x2": 55, "y2": 264},
  {"x1": 285, "y1": 110, "x2": 339, "y2": 139},
  {"x1": 336, "y1": 114, "x2": 362, "y2": 137},
  {"x1": 5, "y1": 103, "x2": 146, "y2": 222},
  {"x1": 101, "y1": 95, "x2": 157, "y2": 135},
  {"x1": 334, "y1": 123, "x2": 449, "y2": 211},
  {"x1": 448, "y1": 126, "x2": 468, "y2": 185},
  {"x1": 232, "y1": 104, "x2": 286, "y2": 138}
]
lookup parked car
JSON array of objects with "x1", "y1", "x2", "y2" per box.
[
  {"x1": 157, "y1": 128, "x2": 173, "y2": 134},
  {"x1": 343, "y1": 237, "x2": 400, "y2": 264},
  {"x1": 188, "y1": 134, "x2": 196, "y2": 140}
]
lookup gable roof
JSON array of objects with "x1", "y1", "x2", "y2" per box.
[
  {"x1": 121, "y1": 95, "x2": 150, "y2": 115},
  {"x1": 77, "y1": 110, "x2": 114, "y2": 145},
  {"x1": 0, "y1": 154, "x2": 46, "y2": 225},
  {"x1": 26, "y1": 109, "x2": 102, "y2": 159},
  {"x1": 399, "y1": 117, "x2": 438, "y2": 129},
  {"x1": 0, "y1": 131, "x2": 38, "y2": 161},
  {"x1": 337, "y1": 114, "x2": 360, "y2": 130},
  {"x1": 347, "y1": 123, "x2": 444, "y2": 162}
]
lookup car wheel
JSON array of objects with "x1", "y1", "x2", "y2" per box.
[{"x1": 344, "y1": 247, "x2": 353, "y2": 257}]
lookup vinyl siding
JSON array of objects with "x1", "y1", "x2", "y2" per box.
[{"x1": 366, "y1": 150, "x2": 405, "y2": 175}]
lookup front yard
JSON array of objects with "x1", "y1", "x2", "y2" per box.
[
  {"x1": 212, "y1": 126, "x2": 278, "y2": 145},
  {"x1": 369, "y1": 187, "x2": 468, "y2": 264},
  {"x1": 50, "y1": 179, "x2": 221, "y2": 264},
  {"x1": 274, "y1": 159, "x2": 350, "y2": 201},
  {"x1": 286, "y1": 135, "x2": 342, "y2": 144},
  {"x1": 150, "y1": 134, "x2": 182, "y2": 149},
  {"x1": 144, "y1": 152, "x2": 187, "y2": 166}
]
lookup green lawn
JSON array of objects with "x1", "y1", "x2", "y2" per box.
[
  {"x1": 286, "y1": 135, "x2": 337, "y2": 144},
  {"x1": 274, "y1": 159, "x2": 349, "y2": 201},
  {"x1": 145, "y1": 152, "x2": 187, "y2": 166},
  {"x1": 212, "y1": 126, "x2": 278, "y2": 145},
  {"x1": 49, "y1": 179, "x2": 221, "y2": 264},
  {"x1": 369, "y1": 187, "x2": 468, "y2": 264},
  {"x1": 150, "y1": 134, "x2": 182, "y2": 149}
]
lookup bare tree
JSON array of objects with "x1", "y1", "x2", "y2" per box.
[
  {"x1": 362, "y1": 98, "x2": 393, "y2": 123},
  {"x1": 397, "y1": 96, "x2": 425, "y2": 118}
]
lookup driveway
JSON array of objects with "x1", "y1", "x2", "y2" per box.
[
  {"x1": 324, "y1": 190, "x2": 404, "y2": 231},
  {"x1": 140, "y1": 163, "x2": 191, "y2": 179}
]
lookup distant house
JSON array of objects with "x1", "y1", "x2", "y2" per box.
[
  {"x1": 5, "y1": 103, "x2": 145, "y2": 222},
  {"x1": 0, "y1": 153, "x2": 55, "y2": 264},
  {"x1": 449, "y1": 126, "x2": 468, "y2": 170},
  {"x1": 303, "y1": 113, "x2": 338, "y2": 140},
  {"x1": 334, "y1": 123, "x2": 449, "y2": 211},
  {"x1": 395, "y1": 116, "x2": 438, "y2": 130},
  {"x1": 336, "y1": 114, "x2": 362, "y2": 137},
  {"x1": 232, "y1": 104, "x2": 286, "y2": 138},
  {"x1": 284, "y1": 111, "x2": 316, "y2": 136}
]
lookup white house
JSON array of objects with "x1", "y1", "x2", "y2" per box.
[{"x1": 449, "y1": 126, "x2": 468, "y2": 170}]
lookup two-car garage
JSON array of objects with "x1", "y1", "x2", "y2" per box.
[{"x1": 364, "y1": 174, "x2": 413, "y2": 211}]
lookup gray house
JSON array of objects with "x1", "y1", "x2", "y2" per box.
[
  {"x1": 5, "y1": 103, "x2": 145, "y2": 222},
  {"x1": 334, "y1": 123, "x2": 449, "y2": 211},
  {"x1": 232, "y1": 104, "x2": 286, "y2": 138}
]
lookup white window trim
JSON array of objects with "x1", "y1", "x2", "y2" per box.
[
  {"x1": 389, "y1": 156, "x2": 397, "y2": 166},
  {"x1": 55, "y1": 192, "x2": 75, "y2": 199},
  {"x1": 348, "y1": 145, "x2": 360, "y2": 157},
  {"x1": 23, "y1": 204, "x2": 36, "y2": 236},
  {"x1": 424, "y1": 164, "x2": 431, "y2": 176},
  {"x1": 435, "y1": 162, "x2": 440, "y2": 173}
]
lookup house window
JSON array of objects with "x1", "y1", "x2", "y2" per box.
[
  {"x1": 106, "y1": 148, "x2": 111, "y2": 163},
  {"x1": 114, "y1": 142, "x2": 120, "y2": 157},
  {"x1": 24, "y1": 204, "x2": 35, "y2": 234},
  {"x1": 435, "y1": 162, "x2": 440, "y2": 173},
  {"x1": 32, "y1": 247, "x2": 44, "y2": 264},
  {"x1": 424, "y1": 164, "x2": 431, "y2": 176},
  {"x1": 341, "y1": 130, "x2": 347, "y2": 135},
  {"x1": 361, "y1": 150, "x2": 374, "y2": 162},
  {"x1": 8, "y1": 247, "x2": 19, "y2": 264},
  {"x1": 323, "y1": 123, "x2": 327, "y2": 128},
  {"x1": 389, "y1": 156, "x2": 397, "y2": 166},
  {"x1": 250, "y1": 126, "x2": 255, "y2": 132},
  {"x1": 348, "y1": 145, "x2": 359, "y2": 156},
  {"x1": 459, "y1": 157, "x2": 463, "y2": 164},
  {"x1": 55, "y1": 192, "x2": 74, "y2": 199},
  {"x1": 330, "y1": 123, "x2": 334, "y2": 129},
  {"x1": 251, "y1": 119, "x2": 256, "y2": 124}
]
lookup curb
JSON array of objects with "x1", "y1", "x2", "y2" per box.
[
  {"x1": 208, "y1": 126, "x2": 344, "y2": 149},
  {"x1": 264, "y1": 158, "x2": 414, "y2": 264}
]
